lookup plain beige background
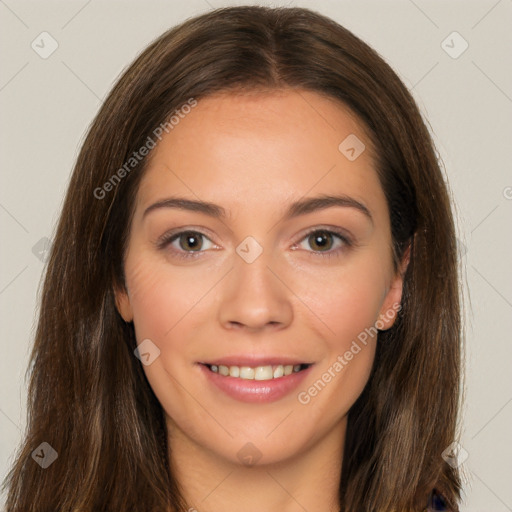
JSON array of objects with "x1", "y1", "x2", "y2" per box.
[{"x1": 1, "y1": 0, "x2": 511, "y2": 510}]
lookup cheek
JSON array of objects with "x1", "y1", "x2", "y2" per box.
[
  {"x1": 124, "y1": 256, "x2": 211, "y2": 431},
  {"x1": 291, "y1": 258, "x2": 387, "y2": 409},
  {"x1": 125, "y1": 254, "x2": 210, "y2": 342},
  {"x1": 296, "y1": 282, "x2": 381, "y2": 418},
  {"x1": 292, "y1": 255, "x2": 389, "y2": 344}
]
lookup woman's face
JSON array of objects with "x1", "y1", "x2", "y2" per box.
[{"x1": 116, "y1": 89, "x2": 406, "y2": 466}]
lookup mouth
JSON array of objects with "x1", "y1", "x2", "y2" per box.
[
  {"x1": 201, "y1": 362, "x2": 312, "y2": 381},
  {"x1": 198, "y1": 359, "x2": 314, "y2": 403}
]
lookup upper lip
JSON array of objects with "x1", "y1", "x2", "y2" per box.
[{"x1": 199, "y1": 356, "x2": 313, "y2": 367}]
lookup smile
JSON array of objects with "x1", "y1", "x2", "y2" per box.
[
  {"x1": 198, "y1": 360, "x2": 314, "y2": 403},
  {"x1": 204, "y1": 363, "x2": 311, "y2": 381}
]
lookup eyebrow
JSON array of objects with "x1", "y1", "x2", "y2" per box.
[{"x1": 142, "y1": 194, "x2": 373, "y2": 224}]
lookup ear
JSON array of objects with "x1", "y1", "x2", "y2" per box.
[
  {"x1": 377, "y1": 243, "x2": 411, "y2": 330},
  {"x1": 114, "y1": 284, "x2": 134, "y2": 323}
]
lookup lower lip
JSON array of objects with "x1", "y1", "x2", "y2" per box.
[{"x1": 198, "y1": 364, "x2": 313, "y2": 403}]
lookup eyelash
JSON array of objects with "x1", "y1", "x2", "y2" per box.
[{"x1": 156, "y1": 227, "x2": 352, "y2": 261}]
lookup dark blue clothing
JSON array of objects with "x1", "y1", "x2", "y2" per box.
[{"x1": 426, "y1": 488, "x2": 448, "y2": 511}]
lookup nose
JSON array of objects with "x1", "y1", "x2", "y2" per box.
[{"x1": 217, "y1": 247, "x2": 293, "y2": 333}]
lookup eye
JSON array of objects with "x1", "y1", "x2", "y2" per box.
[
  {"x1": 157, "y1": 230, "x2": 216, "y2": 259},
  {"x1": 157, "y1": 227, "x2": 352, "y2": 261},
  {"x1": 293, "y1": 228, "x2": 352, "y2": 258}
]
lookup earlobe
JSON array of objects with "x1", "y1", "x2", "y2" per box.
[{"x1": 114, "y1": 286, "x2": 134, "y2": 323}]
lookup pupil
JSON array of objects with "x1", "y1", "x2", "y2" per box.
[
  {"x1": 182, "y1": 232, "x2": 201, "y2": 251},
  {"x1": 311, "y1": 231, "x2": 332, "y2": 251}
]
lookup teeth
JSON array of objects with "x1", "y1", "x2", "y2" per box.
[
  {"x1": 239, "y1": 367, "x2": 255, "y2": 379},
  {"x1": 273, "y1": 365, "x2": 284, "y2": 378},
  {"x1": 254, "y1": 366, "x2": 273, "y2": 380},
  {"x1": 207, "y1": 363, "x2": 308, "y2": 380}
]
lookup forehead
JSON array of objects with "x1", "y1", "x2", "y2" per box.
[{"x1": 134, "y1": 89, "x2": 387, "y2": 224}]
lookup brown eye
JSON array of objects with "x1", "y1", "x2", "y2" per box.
[
  {"x1": 294, "y1": 228, "x2": 352, "y2": 259},
  {"x1": 156, "y1": 229, "x2": 216, "y2": 260},
  {"x1": 177, "y1": 231, "x2": 204, "y2": 251},
  {"x1": 307, "y1": 230, "x2": 334, "y2": 252}
]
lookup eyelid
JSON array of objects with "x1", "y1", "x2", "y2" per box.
[
  {"x1": 155, "y1": 227, "x2": 218, "y2": 254},
  {"x1": 292, "y1": 225, "x2": 354, "y2": 247},
  {"x1": 156, "y1": 224, "x2": 354, "y2": 260},
  {"x1": 290, "y1": 226, "x2": 353, "y2": 259}
]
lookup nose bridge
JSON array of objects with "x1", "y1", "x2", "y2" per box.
[{"x1": 217, "y1": 235, "x2": 293, "y2": 330}]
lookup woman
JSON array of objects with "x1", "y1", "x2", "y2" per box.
[{"x1": 2, "y1": 6, "x2": 463, "y2": 511}]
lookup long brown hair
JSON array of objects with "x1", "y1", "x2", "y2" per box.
[{"x1": 2, "y1": 6, "x2": 463, "y2": 511}]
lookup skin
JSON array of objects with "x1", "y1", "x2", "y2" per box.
[{"x1": 115, "y1": 89, "x2": 409, "y2": 512}]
